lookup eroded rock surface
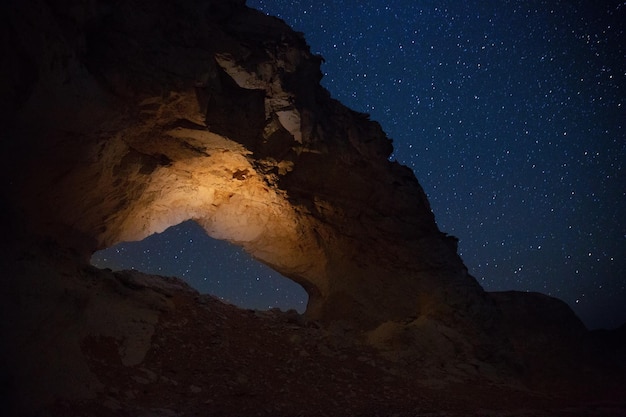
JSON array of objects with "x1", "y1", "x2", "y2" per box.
[
  {"x1": 1, "y1": 0, "x2": 624, "y2": 415},
  {"x1": 2, "y1": 0, "x2": 492, "y2": 330}
]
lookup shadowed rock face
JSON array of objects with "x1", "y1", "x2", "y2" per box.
[
  {"x1": 2, "y1": 0, "x2": 624, "y2": 415},
  {"x1": 2, "y1": 0, "x2": 492, "y2": 329}
]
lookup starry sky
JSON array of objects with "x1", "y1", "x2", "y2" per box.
[{"x1": 93, "y1": 0, "x2": 625, "y2": 330}]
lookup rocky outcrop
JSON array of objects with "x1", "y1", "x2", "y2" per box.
[
  {"x1": 1, "y1": 0, "x2": 624, "y2": 415},
  {"x1": 492, "y1": 291, "x2": 626, "y2": 396},
  {"x1": 2, "y1": 0, "x2": 493, "y2": 330}
]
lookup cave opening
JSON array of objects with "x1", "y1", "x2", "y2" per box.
[{"x1": 90, "y1": 219, "x2": 308, "y2": 313}]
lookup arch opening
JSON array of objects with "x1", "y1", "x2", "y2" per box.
[{"x1": 91, "y1": 219, "x2": 309, "y2": 313}]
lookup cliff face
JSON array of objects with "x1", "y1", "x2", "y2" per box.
[{"x1": 1, "y1": 0, "x2": 624, "y2": 415}]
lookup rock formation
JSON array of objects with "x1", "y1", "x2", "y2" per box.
[
  {"x1": 1, "y1": 0, "x2": 624, "y2": 415},
  {"x1": 2, "y1": 0, "x2": 497, "y2": 331}
]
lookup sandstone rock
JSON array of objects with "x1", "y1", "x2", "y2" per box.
[{"x1": 2, "y1": 0, "x2": 494, "y2": 332}]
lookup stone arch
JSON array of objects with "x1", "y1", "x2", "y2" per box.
[
  {"x1": 75, "y1": 125, "x2": 328, "y2": 316},
  {"x1": 3, "y1": 0, "x2": 492, "y2": 330},
  {"x1": 15, "y1": 83, "x2": 484, "y2": 327}
]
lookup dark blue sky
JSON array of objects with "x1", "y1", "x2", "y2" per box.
[{"x1": 93, "y1": 1, "x2": 625, "y2": 329}]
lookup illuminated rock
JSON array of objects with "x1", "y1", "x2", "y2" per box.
[{"x1": 3, "y1": 0, "x2": 494, "y2": 331}]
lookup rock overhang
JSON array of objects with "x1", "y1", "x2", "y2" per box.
[{"x1": 2, "y1": 0, "x2": 497, "y2": 331}]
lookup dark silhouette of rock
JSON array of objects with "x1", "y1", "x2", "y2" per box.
[{"x1": 1, "y1": 0, "x2": 624, "y2": 415}]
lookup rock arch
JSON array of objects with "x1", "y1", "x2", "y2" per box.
[
  {"x1": 89, "y1": 125, "x2": 325, "y2": 308},
  {"x1": 4, "y1": 0, "x2": 494, "y2": 330}
]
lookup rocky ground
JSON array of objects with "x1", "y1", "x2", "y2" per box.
[{"x1": 38, "y1": 269, "x2": 625, "y2": 417}]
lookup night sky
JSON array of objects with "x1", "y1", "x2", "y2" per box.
[{"x1": 93, "y1": 0, "x2": 625, "y2": 330}]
